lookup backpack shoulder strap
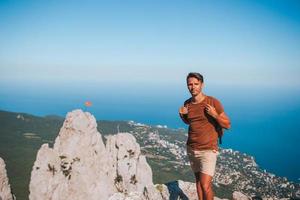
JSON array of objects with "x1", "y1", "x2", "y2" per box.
[
  {"x1": 207, "y1": 96, "x2": 224, "y2": 144},
  {"x1": 184, "y1": 98, "x2": 192, "y2": 107}
]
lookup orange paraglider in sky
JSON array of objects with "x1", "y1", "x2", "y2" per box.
[
  {"x1": 85, "y1": 101, "x2": 92, "y2": 107},
  {"x1": 84, "y1": 101, "x2": 92, "y2": 112}
]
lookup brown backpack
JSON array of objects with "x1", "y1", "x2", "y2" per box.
[
  {"x1": 207, "y1": 97, "x2": 224, "y2": 144},
  {"x1": 184, "y1": 97, "x2": 225, "y2": 144}
]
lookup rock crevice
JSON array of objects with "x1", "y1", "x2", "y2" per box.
[
  {"x1": 0, "y1": 157, "x2": 14, "y2": 200},
  {"x1": 29, "y1": 110, "x2": 161, "y2": 200}
]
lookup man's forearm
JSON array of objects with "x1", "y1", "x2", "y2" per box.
[
  {"x1": 215, "y1": 114, "x2": 231, "y2": 129},
  {"x1": 179, "y1": 113, "x2": 189, "y2": 124}
]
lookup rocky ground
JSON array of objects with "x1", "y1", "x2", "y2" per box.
[
  {"x1": 125, "y1": 120, "x2": 300, "y2": 199},
  {"x1": 1, "y1": 110, "x2": 299, "y2": 199}
]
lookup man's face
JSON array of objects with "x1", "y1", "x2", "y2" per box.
[{"x1": 187, "y1": 77, "x2": 203, "y2": 97}]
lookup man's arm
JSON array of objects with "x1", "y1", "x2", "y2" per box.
[
  {"x1": 179, "y1": 106, "x2": 189, "y2": 125},
  {"x1": 179, "y1": 112, "x2": 189, "y2": 125},
  {"x1": 205, "y1": 104, "x2": 231, "y2": 129},
  {"x1": 215, "y1": 112, "x2": 231, "y2": 129}
]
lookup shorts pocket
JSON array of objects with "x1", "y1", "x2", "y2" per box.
[{"x1": 212, "y1": 149, "x2": 219, "y2": 155}]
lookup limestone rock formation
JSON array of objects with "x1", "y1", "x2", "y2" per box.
[
  {"x1": 106, "y1": 133, "x2": 161, "y2": 199},
  {"x1": 28, "y1": 109, "x2": 250, "y2": 200},
  {"x1": 162, "y1": 180, "x2": 196, "y2": 200},
  {"x1": 233, "y1": 191, "x2": 250, "y2": 200},
  {"x1": 157, "y1": 180, "x2": 228, "y2": 200},
  {"x1": 29, "y1": 110, "x2": 161, "y2": 200},
  {"x1": 0, "y1": 157, "x2": 13, "y2": 200}
]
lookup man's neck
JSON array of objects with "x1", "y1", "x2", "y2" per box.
[{"x1": 192, "y1": 93, "x2": 206, "y2": 103}]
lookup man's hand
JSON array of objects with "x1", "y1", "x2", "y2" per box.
[
  {"x1": 179, "y1": 105, "x2": 188, "y2": 115},
  {"x1": 205, "y1": 104, "x2": 231, "y2": 129},
  {"x1": 179, "y1": 105, "x2": 189, "y2": 124},
  {"x1": 205, "y1": 104, "x2": 218, "y2": 118}
]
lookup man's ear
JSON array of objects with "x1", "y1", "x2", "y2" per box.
[{"x1": 201, "y1": 82, "x2": 204, "y2": 90}]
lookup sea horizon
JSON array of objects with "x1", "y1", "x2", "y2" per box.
[{"x1": 0, "y1": 83, "x2": 299, "y2": 183}]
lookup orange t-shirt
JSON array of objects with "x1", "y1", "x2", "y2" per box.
[{"x1": 184, "y1": 96, "x2": 224, "y2": 151}]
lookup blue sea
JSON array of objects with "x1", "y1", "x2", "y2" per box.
[{"x1": 1, "y1": 81, "x2": 300, "y2": 183}]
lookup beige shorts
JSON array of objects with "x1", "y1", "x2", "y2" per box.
[{"x1": 187, "y1": 146, "x2": 219, "y2": 177}]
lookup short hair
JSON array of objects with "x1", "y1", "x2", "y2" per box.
[{"x1": 186, "y1": 72, "x2": 204, "y2": 83}]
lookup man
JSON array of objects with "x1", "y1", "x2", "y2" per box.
[{"x1": 179, "y1": 72, "x2": 231, "y2": 200}]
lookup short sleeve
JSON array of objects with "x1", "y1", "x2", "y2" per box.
[
  {"x1": 184, "y1": 98, "x2": 192, "y2": 107},
  {"x1": 213, "y1": 98, "x2": 224, "y2": 114}
]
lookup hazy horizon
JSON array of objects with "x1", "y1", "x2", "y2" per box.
[
  {"x1": 1, "y1": 0, "x2": 300, "y2": 88},
  {"x1": 1, "y1": 0, "x2": 300, "y2": 184}
]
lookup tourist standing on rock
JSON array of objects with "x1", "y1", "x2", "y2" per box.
[{"x1": 179, "y1": 72, "x2": 231, "y2": 200}]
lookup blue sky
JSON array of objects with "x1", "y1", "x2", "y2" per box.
[
  {"x1": 1, "y1": 1, "x2": 300, "y2": 182},
  {"x1": 0, "y1": 0, "x2": 300, "y2": 88}
]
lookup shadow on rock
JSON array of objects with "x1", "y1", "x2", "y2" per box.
[{"x1": 166, "y1": 181, "x2": 189, "y2": 200}]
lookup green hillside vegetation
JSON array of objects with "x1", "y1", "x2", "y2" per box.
[
  {"x1": 0, "y1": 110, "x2": 63, "y2": 199},
  {"x1": 0, "y1": 110, "x2": 193, "y2": 199}
]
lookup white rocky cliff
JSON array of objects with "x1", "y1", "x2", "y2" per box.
[
  {"x1": 29, "y1": 110, "x2": 161, "y2": 200},
  {"x1": 0, "y1": 157, "x2": 13, "y2": 200},
  {"x1": 29, "y1": 109, "x2": 247, "y2": 200},
  {"x1": 106, "y1": 133, "x2": 161, "y2": 199}
]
